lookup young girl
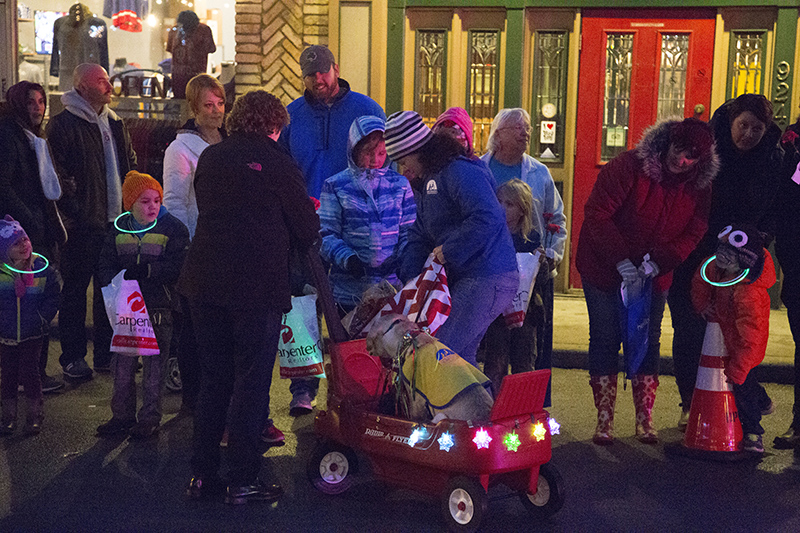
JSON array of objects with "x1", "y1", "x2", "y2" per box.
[
  {"x1": 0, "y1": 216, "x2": 60, "y2": 434},
  {"x1": 691, "y1": 223, "x2": 775, "y2": 454},
  {"x1": 96, "y1": 171, "x2": 189, "y2": 439},
  {"x1": 481, "y1": 179, "x2": 544, "y2": 397}
]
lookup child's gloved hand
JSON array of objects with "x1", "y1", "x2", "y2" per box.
[
  {"x1": 638, "y1": 254, "x2": 660, "y2": 278},
  {"x1": 345, "y1": 255, "x2": 366, "y2": 278},
  {"x1": 123, "y1": 264, "x2": 150, "y2": 280}
]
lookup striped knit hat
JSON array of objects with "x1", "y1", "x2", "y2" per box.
[{"x1": 385, "y1": 111, "x2": 433, "y2": 161}]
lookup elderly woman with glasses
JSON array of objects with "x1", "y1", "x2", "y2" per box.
[{"x1": 480, "y1": 108, "x2": 567, "y2": 406}]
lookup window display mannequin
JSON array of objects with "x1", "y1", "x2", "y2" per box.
[
  {"x1": 166, "y1": 11, "x2": 216, "y2": 99},
  {"x1": 50, "y1": 3, "x2": 109, "y2": 91}
]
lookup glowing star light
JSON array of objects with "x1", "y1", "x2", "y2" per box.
[
  {"x1": 532, "y1": 422, "x2": 547, "y2": 442},
  {"x1": 503, "y1": 432, "x2": 521, "y2": 452},
  {"x1": 473, "y1": 428, "x2": 492, "y2": 449},
  {"x1": 438, "y1": 432, "x2": 455, "y2": 452},
  {"x1": 548, "y1": 417, "x2": 561, "y2": 435},
  {"x1": 408, "y1": 427, "x2": 426, "y2": 447}
]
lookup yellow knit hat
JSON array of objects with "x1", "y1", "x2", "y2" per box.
[{"x1": 122, "y1": 171, "x2": 163, "y2": 211}]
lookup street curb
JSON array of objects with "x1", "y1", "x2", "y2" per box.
[{"x1": 552, "y1": 350, "x2": 794, "y2": 385}]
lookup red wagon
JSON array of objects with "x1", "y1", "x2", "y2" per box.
[{"x1": 305, "y1": 253, "x2": 564, "y2": 531}]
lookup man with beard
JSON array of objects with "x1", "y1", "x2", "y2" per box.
[{"x1": 280, "y1": 45, "x2": 385, "y2": 416}]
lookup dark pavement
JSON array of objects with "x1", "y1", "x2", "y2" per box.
[{"x1": 1, "y1": 335, "x2": 800, "y2": 532}]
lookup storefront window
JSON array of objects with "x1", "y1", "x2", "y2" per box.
[
  {"x1": 467, "y1": 29, "x2": 499, "y2": 154},
  {"x1": 414, "y1": 30, "x2": 447, "y2": 126},
  {"x1": 657, "y1": 33, "x2": 689, "y2": 119},
  {"x1": 531, "y1": 30, "x2": 567, "y2": 163},
  {"x1": 602, "y1": 33, "x2": 633, "y2": 162},
  {"x1": 729, "y1": 31, "x2": 765, "y2": 98}
]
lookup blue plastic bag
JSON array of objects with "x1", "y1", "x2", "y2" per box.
[{"x1": 619, "y1": 277, "x2": 652, "y2": 379}]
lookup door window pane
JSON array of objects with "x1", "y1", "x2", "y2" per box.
[
  {"x1": 729, "y1": 31, "x2": 764, "y2": 98},
  {"x1": 532, "y1": 31, "x2": 568, "y2": 162},
  {"x1": 657, "y1": 33, "x2": 689, "y2": 119},
  {"x1": 467, "y1": 30, "x2": 499, "y2": 154},
  {"x1": 602, "y1": 33, "x2": 633, "y2": 162},
  {"x1": 415, "y1": 30, "x2": 447, "y2": 125}
]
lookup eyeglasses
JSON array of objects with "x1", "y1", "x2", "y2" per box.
[{"x1": 499, "y1": 124, "x2": 532, "y2": 134}]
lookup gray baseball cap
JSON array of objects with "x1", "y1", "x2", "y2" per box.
[{"x1": 300, "y1": 45, "x2": 335, "y2": 78}]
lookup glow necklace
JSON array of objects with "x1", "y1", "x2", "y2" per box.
[
  {"x1": 3, "y1": 253, "x2": 49, "y2": 275},
  {"x1": 114, "y1": 212, "x2": 157, "y2": 234},
  {"x1": 700, "y1": 255, "x2": 749, "y2": 287}
]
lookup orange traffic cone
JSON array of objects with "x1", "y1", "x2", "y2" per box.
[{"x1": 680, "y1": 321, "x2": 744, "y2": 460}]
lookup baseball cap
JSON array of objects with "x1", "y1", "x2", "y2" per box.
[{"x1": 300, "y1": 45, "x2": 335, "y2": 78}]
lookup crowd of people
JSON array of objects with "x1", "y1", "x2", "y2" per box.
[{"x1": 1, "y1": 43, "x2": 799, "y2": 503}]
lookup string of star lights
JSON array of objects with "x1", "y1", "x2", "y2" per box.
[
  {"x1": 114, "y1": 212, "x2": 157, "y2": 234},
  {"x1": 437, "y1": 432, "x2": 455, "y2": 452},
  {"x1": 403, "y1": 417, "x2": 556, "y2": 453},
  {"x1": 3, "y1": 253, "x2": 49, "y2": 275},
  {"x1": 700, "y1": 256, "x2": 749, "y2": 287},
  {"x1": 408, "y1": 426, "x2": 427, "y2": 447}
]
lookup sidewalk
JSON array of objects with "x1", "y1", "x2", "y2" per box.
[{"x1": 552, "y1": 293, "x2": 796, "y2": 384}]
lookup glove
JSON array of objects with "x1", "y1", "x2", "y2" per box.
[
  {"x1": 616, "y1": 259, "x2": 639, "y2": 284},
  {"x1": 638, "y1": 253, "x2": 660, "y2": 278},
  {"x1": 123, "y1": 263, "x2": 150, "y2": 280},
  {"x1": 345, "y1": 255, "x2": 366, "y2": 278}
]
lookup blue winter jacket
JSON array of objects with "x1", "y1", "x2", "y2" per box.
[
  {"x1": 281, "y1": 79, "x2": 386, "y2": 198},
  {"x1": 319, "y1": 116, "x2": 416, "y2": 307},
  {"x1": 400, "y1": 157, "x2": 517, "y2": 284},
  {"x1": 0, "y1": 256, "x2": 60, "y2": 345}
]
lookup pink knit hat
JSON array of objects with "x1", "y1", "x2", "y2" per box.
[{"x1": 433, "y1": 107, "x2": 475, "y2": 153}]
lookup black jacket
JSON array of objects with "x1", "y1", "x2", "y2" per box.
[
  {"x1": 46, "y1": 106, "x2": 137, "y2": 234},
  {"x1": 177, "y1": 132, "x2": 320, "y2": 311},
  {"x1": 0, "y1": 115, "x2": 66, "y2": 257},
  {"x1": 776, "y1": 121, "x2": 800, "y2": 307},
  {"x1": 707, "y1": 101, "x2": 783, "y2": 244}
]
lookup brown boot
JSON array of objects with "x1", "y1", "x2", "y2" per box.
[
  {"x1": 632, "y1": 374, "x2": 659, "y2": 444},
  {"x1": 589, "y1": 374, "x2": 617, "y2": 445}
]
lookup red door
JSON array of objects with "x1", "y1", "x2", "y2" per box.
[{"x1": 570, "y1": 9, "x2": 716, "y2": 288}]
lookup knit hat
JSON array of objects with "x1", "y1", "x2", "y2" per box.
[
  {"x1": 717, "y1": 223, "x2": 764, "y2": 269},
  {"x1": 0, "y1": 215, "x2": 28, "y2": 262},
  {"x1": 122, "y1": 171, "x2": 163, "y2": 211},
  {"x1": 385, "y1": 111, "x2": 433, "y2": 161},
  {"x1": 669, "y1": 117, "x2": 714, "y2": 159},
  {"x1": 300, "y1": 45, "x2": 335, "y2": 78},
  {"x1": 433, "y1": 107, "x2": 474, "y2": 153}
]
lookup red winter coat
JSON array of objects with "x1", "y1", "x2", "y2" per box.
[
  {"x1": 691, "y1": 251, "x2": 776, "y2": 385},
  {"x1": 576, "y1": 119, "x2": 718, "y2": 293}
]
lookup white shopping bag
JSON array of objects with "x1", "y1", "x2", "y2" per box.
[
  {"x1": 278, "y1": 294, "x2": 325, "y2": 379},
  {"x1": 101, "y1": 270, "x2": 160, "y2": 356},
  {"x1": 502, "y1": 251, "x2": 542, "y2": 329}
]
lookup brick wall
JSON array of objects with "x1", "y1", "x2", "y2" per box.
[{"x1": 234, "y1": 0, "x2": 329, "y2": 105}]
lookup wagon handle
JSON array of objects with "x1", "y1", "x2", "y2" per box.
[{"x1": 306, "y1": 246, "x2": 350, "y2": 344}]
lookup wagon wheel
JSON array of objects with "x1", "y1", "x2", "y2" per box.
[
  {"x1": 441, "y1": 476, "x2": 488, "y2": 532},
  {"x1": 164, "y1": 356, "x2": 182, "y2": 392},
  {"x1": 519, "y1": 462, "x2": 565, "y2": 518},
  {"x1": 307, "y1": 441, "x2": 359, "y2": 495}
]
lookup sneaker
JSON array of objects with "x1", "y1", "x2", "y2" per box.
[
  {"x1": 774, "y1": 425, "x2": 800, "y2": 449},
  {"x1": 761, "y1": 400, "x2": 776, "y2": 416},
  {"x1": 93, "y1": 362, "x2": 112, "y2": 373},
  {"x1": 742, "y1": 433, "x2": 764, "y2": 454},
  {"x1": 187, "y1": 476, "x2": 225, "y2": 500},
  {"x1": 63, "y1": 359, "x2": 93, "y2": 379},
  {"x1": 224, "y1": 480, "x2": 283, "y2": 505},
  {"x1": 129, "y1": 421, "x2": 160, "y2": 440},
  {"x1": 261, "y1": 424, "x2": 285, "y2": 445},
  {"x1": 41, "y1": 375, "x2": 64, "y2": 393},
  {"x1": 289, "y1": 393, "x2": 314, "y2": 417},
  {"x1": 678, "y1": 409, "x2": 690, "y2": 431},
  {"x1": 96, "y1": 418, "x2": 135, "y2": 437}
]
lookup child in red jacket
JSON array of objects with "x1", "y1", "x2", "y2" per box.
[{"x1": 691, "y1": 223, "x2": 775, "y2": 454}]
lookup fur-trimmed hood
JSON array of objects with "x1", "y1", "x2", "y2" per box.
[{"x1": 635, "y1": 118, "x2": 719, "y2": 189}]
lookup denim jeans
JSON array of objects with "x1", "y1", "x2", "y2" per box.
[
  {"x1": 110, "y1": 309, "x2": 172, "y2": 425},
  {"x1": 583, "y1": 281, "x2": 666, "y2": 376},
  {"x1": 190, "y1": 301, "x2": 281, "y2": 485},
  {"x1": 436, "y1": 270, "x2": 519, "y2": 367}
]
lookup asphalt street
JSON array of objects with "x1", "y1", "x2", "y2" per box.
[{"x1": 1, "y1": 341, "x2": 799, "y2": 532}]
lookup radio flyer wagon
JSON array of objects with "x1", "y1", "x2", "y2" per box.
[{"x1": 305, "y1": 252, "x2": 564, "y2": 531}]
